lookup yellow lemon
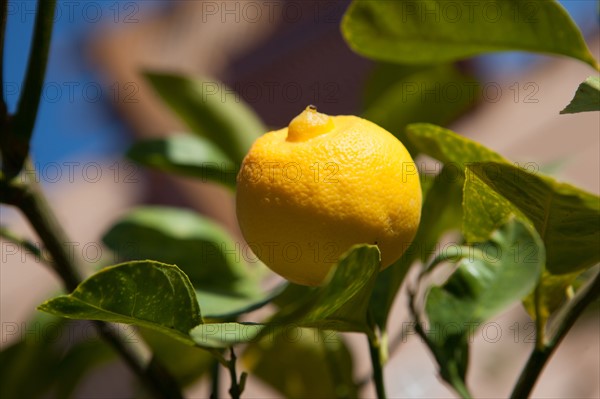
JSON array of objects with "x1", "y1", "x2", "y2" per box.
[{"x1": 236, "y1": 106, "x2": 421, "y2": 286}]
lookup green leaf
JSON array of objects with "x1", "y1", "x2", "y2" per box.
[
  {"x1": 126, "y1": 134, "x2": 237, "y2": 189},
  {"x1": 139, "y1": 327, "x2": 213, "y2": 386},
  {"x1": 423, "y1": 218, "x2": 544, "y2": 385},
  {"x1": 363, "y1": 64, "x2": 478, "y2": 154},
  {"x1": 191, "y1": 322, "x2": 265, "y2": 348},
  {"x1": 369, "y1": 166, "x2": 463, "y2": 331},
  {"x1": 102, "y1": 206, "x2": 266, "y2": 318},
  {"x1": 243, "y1": 329, "x2": 358, "y2": 399},
  {"x1": 560, "y1": 76, "x2": 600, "y2": 114},
  {"x1": 38, "y1": 261, "x2": 201, "y2": 345},
  {"x1": 144, "y1": 72, "x2": 265, "y2": 163},
  {"x1": 467, "y1": 162, "x2": 600, "y2": 275},
  {"x1": 0, "y1": 315, "x2": 65, "y2": 398},
  {"x1": 1, "y1": 1, "x2": 56, "y2": 178},
  {"x1": 0, "y1": 314, "x2": 114, "y2": 399},
  {"x1": 522, "y1": 270, "x2": 580, "y2": 324},
  {"x1": 464, "y1": 167, "x2": 578, "y2": 331},
  {"x1": 426, "y1": 218, "x2": 544, "y2": 335},
  {"x1": 190, "y1": 245, "x2": 381, "y2": 348},
  {"x1": 271, "y1": 244, "x2": 381, "y2": 332},
  {"x1": 53, "y1": 339, "x2": 115, "y2": 398},
  {"x1": 406, "y1": 123, "x2": 506, "y2": 171},
  {"x1": 341, "y1": 0, "x2": 598, "y2": 68},
  {"x1": 462, "y1": 170, "x2": 530, "y2": 243}
]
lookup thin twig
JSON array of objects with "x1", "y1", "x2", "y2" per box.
[
  {"x1": 510, "y1": 271, "x2": 600, "y2": 399},
  {"x1": 0, "y1": 225, "x2": 48, "y2": 264},
  {"x1": 227, "y1": 347, "x2": 242, "y2": 399},
  {"x1": 0, "y1": 178, "x2": 184, "y2": 399},
  {"x1": 367, "y1": 311, "x2": 387, "y2": 399},
  {"x1": 209, "y1": 359, "x2": 220, "y2": 399},
  {"x1": 4, "y1": 0, "x2": 56, "y2": 178}
]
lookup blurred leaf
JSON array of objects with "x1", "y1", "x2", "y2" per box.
[
  {"x1": 363, "y1": 64, "x2": 478, "y2": 154},
  {"x1": 202, "y1": 282, "x2": 287, "y2": 321},
  {"x1": 522, "y1": 270, "x2": 580, "y2": 323},
  {"x1": 341, "y1": 0, "x2": 597, "y2": 68},
  {"x1": 53, "y1": 338, "x2": 115, "y2": 398},
  {"x1": 38, "y1": 261, "x2": 201, "y2": 345},
  {"x1": 363, "y1": 63, "x2": 423, "y2": 109},
  {"x1": 243, "y1": 329, "x2": 358, "y2": 399},
  {"x1": 0, "y1": 314, "x2": 114, "y2": 399},
  {"x1": 144, "y1": 72, "x2": 265, "y2": 163},
  {"x1": 127, "y1": 134, "x2": 237, "y2": 189},
  {"x1": 468, "y1": 162, "x2": 600, "y2": 275},
  {"x1": 406, "y1": 123, "x2": 506, "y2": 171},
  {"x1": 560, "y1": 76, "x2": 600, "y2": 114},
  {"x1": 424, "y1": 218, "x2": 544, "y2": 385},
  {"x1": 102, "y1": 206, "x2": 266, "y2": 318},
  {"x1": 0, "y1": 315, "x2": 65, "y2": 398},
  {"x1": 190, "y1": 245, "x2": 381, "y2": 348},
  {"x1": 139, "y1": 327, "x2": 213, "y2": 386},
  {"x1": 191, "y1": 322, "x2": 264, "y2": 348},
  {"x1": 369, "y1": 166, "x2": 463, "y2": 331}
]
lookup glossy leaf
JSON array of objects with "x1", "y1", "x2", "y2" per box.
[
  {"x1": 102, "y1": 206, "x2": 265, "y2": 318},
  {"x1": 463, "y1": 169, "x2": 583, "y2": 328},
  {"x1": 423, "y1": 218, "x2": 544, "y2": 385},
  {"x1": 243, "y1": 329, "x2": 358, "y2": 399},
  {"x1": 271, "y1": 244, "x2": 381, "y2": 332},
  {"x1": 341, "y1": 0, "x2": 597, "y2": 68},
  {"x1": 190, "y1": 245, "x2": 381, "y2": 348},
  {"x1": 38, "y1": 261, "x2": 201, "y2": 344},
  {"x1": 560, "y1": 76, "x2": 600, "y2": 114},
  {"x1": 127, "y1": 134, "x2": 237, "y2": 189},
  {"x1": 467, "y1": 162, "x2": 600, "y2": 275},
  {"x1": 406, "y1": 123, "x2": 506, "y2": 171},
  {"x1": 363, "y1": 64, "x2": 478, "y2": 154},
  {"x1": 144, "y1": 72, "x2": 265, "y2": 163}
]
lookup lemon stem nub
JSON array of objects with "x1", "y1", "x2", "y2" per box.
[{"x1": 287, "y1": 106, "x2": 335, "y2": 142}]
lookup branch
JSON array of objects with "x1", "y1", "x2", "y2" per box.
[
  {"x1": 367, "y1": 311, "x2": 387, "y2": 399},
  {"x1": 227, "y1": 347, "x2": 246, "y2": 399},
  {"x1": 0, "y1": 178, "x2": 184, "y2": 399},
  {"x1": 510, "y1": 271, "x2": 600, "y2": 398},
  {"x1": 3, "y1": 0, "x2": 55, "y2": 178}
]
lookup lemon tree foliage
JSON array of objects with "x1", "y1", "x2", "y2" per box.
[
  {"x1": 190, "y1": 245, "x2": 382, "y2": 348},
  {"x1": 0, "y1": 314, "x2": 114, "y2": 399},
  {"x1": 341, "y1": 0, "x2": 597, "y2": 68},
  {"x1": 38, "y1": 261, "x2": 202, "y2": 345},
  {"x1": 127, "y1": 134, "x2": 238, "y2": 189},
  {"x1": 467, "y1": 162, "x2": 600, "y2": 275},
  {"x1": 422, "y1": 218, "x2": 544, "y2": 389},
  {"x1": 102, "y1": 206, "x2": 268, "y2": 319},
  {"x1": 560, "y1": 76, "x2": 600, "y2": 114},
  {"x1": 362, "y1": 64, "x2": 478, "y2": 154},
  {"x1": 4, "y1": 0, "x2": 600, "y2": 397},
  {"x1": 144, "y1": 72, "x2": 264, "y2": 163},
  {"x1": 243, "y1": 329, "x2": 359, "y2": 399},
  {"x1": 138, "y1": 328, "x2": 214, "y2": 387}
]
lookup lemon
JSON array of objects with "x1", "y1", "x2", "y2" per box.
[{"x1": 236, "y1": 106, "x2": 421, "y2": 286}]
